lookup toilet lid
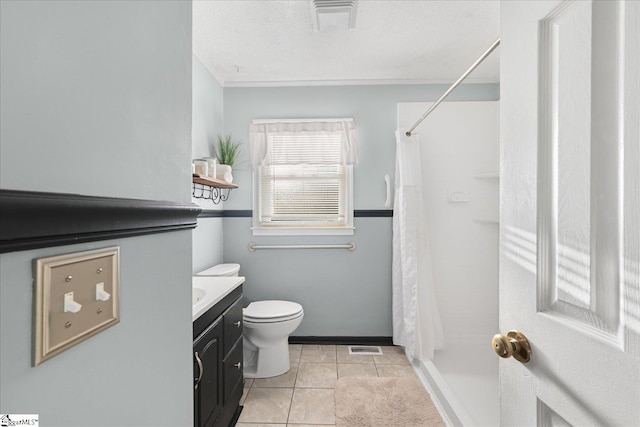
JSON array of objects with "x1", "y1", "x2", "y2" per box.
[{"x1": 243, "y1": 300, "x2": 303, "y2": 321}]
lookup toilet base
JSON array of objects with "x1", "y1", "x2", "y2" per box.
[{"x1": 243, "y1": 338, "x2": 291, "y2": 378}]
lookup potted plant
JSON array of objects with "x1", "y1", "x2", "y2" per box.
[{"x1": 212, "y1": 134, "x2": 241, "y2": 182}]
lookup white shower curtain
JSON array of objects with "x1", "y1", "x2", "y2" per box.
[{"x1": 392, "y1": 129, "x2": 444, "y2": 361}]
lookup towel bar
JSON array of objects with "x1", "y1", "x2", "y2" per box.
[{"x1": 248, "y1": 242, "x2": 356, "y2": 252}]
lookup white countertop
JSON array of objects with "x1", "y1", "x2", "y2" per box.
[{"x1": 192, "y1": 276, "x2": 245, "y2": 321}]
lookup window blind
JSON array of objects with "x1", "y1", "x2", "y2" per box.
[
  {"x1": 252, "y1": 119, "x2": 355, "y2": 233},
  {"x1": 260, "y1": 164, "x2": 346, "y2": 225}
]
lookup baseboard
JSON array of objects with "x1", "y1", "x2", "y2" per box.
[{"x1": 289, "y1": 336, "x2": 393, "y2": 346}]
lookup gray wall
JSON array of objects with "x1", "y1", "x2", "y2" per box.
[
  {"x1": 0, "y1": 2, "x2": 193, "y2": 426},
  {"x1": 222, "y1": 84, "x2": 499, "y2": 336},
  {"x1": 192, "y1": 56, "x2": 225, "y2": 273}
]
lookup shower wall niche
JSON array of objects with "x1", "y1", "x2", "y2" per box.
[{"x1": 397, "y1": 101, "x2": 499, "y2": 426}]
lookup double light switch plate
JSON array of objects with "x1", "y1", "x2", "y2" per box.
[{"x1": 34, "y1": 247, "x2": 120, "y2": 365}]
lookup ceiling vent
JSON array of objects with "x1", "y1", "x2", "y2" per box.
[{"x1": 311, "y1": 0, "x2": 358, "y2": 32}]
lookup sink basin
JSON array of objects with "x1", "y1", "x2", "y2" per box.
[
  {"x1": 192, "y1": 276, "x2": 245, "y2": 321},
  {"x1": 192, "y1": 287, "x2": 206, "y2": 306}
]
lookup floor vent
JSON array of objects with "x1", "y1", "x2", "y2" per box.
[{"x1": 348, "y1": 345, "x2": 383, "y2": 355}]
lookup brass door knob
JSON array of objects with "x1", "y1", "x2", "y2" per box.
[{"x1": 492, "y1": 330, "x2": 531, "y2": 363}]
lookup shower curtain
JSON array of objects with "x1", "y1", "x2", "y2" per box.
[{"x1": 392, "y1": 130, "x2": 444, "y2": 361}]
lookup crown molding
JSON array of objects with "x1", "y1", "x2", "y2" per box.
[{"x1": 220, "y1": 77, "x2": 500, "y2": 88}]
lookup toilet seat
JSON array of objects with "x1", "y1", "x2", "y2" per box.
[{"x1": 244, "y1": 300, "x2": 304, "y2": 323}]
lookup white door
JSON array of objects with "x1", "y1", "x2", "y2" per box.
[{"x1": 500, "y1": 1, "x2": 639, "y2": 426}]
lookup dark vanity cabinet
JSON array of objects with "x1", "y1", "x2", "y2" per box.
[
  {"x1": 194, "y1": 318, "x2": 223, "y2": 426},
  {"x1": 193, "y1": 285, "x2": 243, "y2": 427}
]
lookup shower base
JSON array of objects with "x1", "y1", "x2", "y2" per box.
[{"x1": 412, "y1": 338, "x2": 498, "y2": 426}]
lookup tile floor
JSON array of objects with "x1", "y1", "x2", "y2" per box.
[{"x1": 236, "y1": 344, "x2": 417, "y2": 427}]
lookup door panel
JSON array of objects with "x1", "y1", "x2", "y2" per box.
[
  {"x1": 500, "y1": 1, "x2": 640, "y2": 425},
  {"x1": 542, "y1": 0, "x2": 593, "y2": 314},
  {"x1": 537, "y1": 399, "x2": 571, "y2": 427},
  {"x1": 538, "y1": 0, "x2": 623, "y2": 342}
]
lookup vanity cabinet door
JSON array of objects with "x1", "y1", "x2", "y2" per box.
[
  {"x1": 223, "y1": 297, "x2": 243, "y2": 355},
  {"x1": 194, "y1": 318, "x2": 223, "y2": 427}
]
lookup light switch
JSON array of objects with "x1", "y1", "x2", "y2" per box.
[
  {"x1": 96, "y1": 282, "x2": 110, "y2": 301},
  {"x1": 34, "y1": 247, "x2": 120, "y2": 365},
  {"x1": 63, "y1": 292, "x2": 82, "y2": 313}
]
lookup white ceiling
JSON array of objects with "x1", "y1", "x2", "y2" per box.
[{"x1": 193, "y1": 0, "x2": 500, "y2": 87}]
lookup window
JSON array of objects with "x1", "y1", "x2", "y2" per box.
[{"x1": 250, "y1": 119, "x2": 357, "y2": 235}]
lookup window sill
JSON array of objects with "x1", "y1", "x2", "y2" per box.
[{"x1": 251, "y1": 227, "x2": 355, "y2": 236}]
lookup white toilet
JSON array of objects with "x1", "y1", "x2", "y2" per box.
[{"x1": 196, "y1": 264, "x2": 304, "y2": 378}]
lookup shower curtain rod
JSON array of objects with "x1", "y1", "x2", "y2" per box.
[{"x1": 405, "y1": 37, "x2": 500, "y2": 137}]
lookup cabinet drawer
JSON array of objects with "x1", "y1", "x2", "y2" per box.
[
  {"x1": 223, "y1": 297, "x2": 243, "y2": 354},
  {"x1": 222, "y1": 339, "x2": 243, "y2": 404}
]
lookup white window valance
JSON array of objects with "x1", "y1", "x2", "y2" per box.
[{"x1": 249, "y1": 119, "x2": 358, "y2": 166}]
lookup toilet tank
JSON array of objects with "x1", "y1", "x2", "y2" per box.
[{"x1": 196, "y1": 263, "x2": 240, "y2": 277}]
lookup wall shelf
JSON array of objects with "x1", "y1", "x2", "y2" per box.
[{"x1": 192, "y1": 174, "x2": 238, "y2": 204}]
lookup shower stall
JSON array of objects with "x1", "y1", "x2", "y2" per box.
[{"x1": 396, "y1": 101, "x2": 499, "y2": 426}]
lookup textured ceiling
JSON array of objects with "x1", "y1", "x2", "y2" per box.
[{"x1": 193, "y1": 0, "x2": 500, "y2": 86}]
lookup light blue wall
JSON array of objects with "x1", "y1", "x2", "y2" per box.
[
  {"x1": 223, "y1": 84, "x2": 499, "y2": 210},
  {"x1": 0, "y1": 2, "x2": 192, "y2": 201},
  {"x1": 192, "y1": 57, "x2": 225, "y2": 273},
  {"x1": 192, "y1": 56, "x2": 223, "y2": 160},
  {"x1": 224, "y1": 217, "x2": 393, "y2": 336},
  {"x1": 193, "y1": 215, "x2": 225, "y2": 274},
  {"x1": 0, "y1": 2, "x2": 193, "y2": 425},
  {"x1": 222, "y1": 84, "x2": 499, "y2": 336}
]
